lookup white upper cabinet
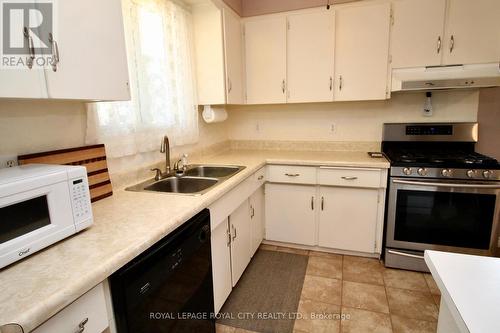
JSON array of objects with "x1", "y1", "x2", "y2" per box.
[
  {"x1": 391, "y1": 0, "x2": 500, "y2": 68},
  {"x1": 391, "y1": 0, "x2": 447, "y2": 68},
  {"x1": 0, "y1": 0, "x2": 129, "y2": 100},
  {"x1": 223, "y1": 8, "x2": 244, "y2": 104},
  {"x1": 442, "y1": 0, "x2": 500, "y2": 65},
  {"x1": 286, "y1": 11, "x2": 335, "y2": 103},
  {"x1": 244, "y1": 16, "x2": 287, "y2": 104},
  {"x1": 193, "y1": 3, "x2": 244, "y2": 105},
  {"x1": 334, "y1": 3, "x2": 391, "y2": 101},
  {"x1": 42, "y1": 0, "x2": 130, "y2": 100}
]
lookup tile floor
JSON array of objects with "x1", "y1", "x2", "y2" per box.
[{"x1": 216, "y1": 244, "x2": 441, "y2": 333}]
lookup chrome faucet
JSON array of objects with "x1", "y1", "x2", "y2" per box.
[{"x1": 160, "y1": 135, "x2": 171, "y2": 174}]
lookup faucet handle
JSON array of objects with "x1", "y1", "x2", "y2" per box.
[
  {"x1": 151, "y1": 168, "x2": 162, "y2": 181},
  {"x1": 181, "y1": 154, "x2": 188, "y2": 170}
]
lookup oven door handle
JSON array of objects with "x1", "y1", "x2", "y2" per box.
[
  {"x1": 387, "y1": 249, "x2": 425, "y2": 260},
  {"x1": 392, "y1": 179, "x2": 500, "y2": 189}
]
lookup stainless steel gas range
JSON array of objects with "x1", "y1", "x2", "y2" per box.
[{"x1": 382, "y1": 123, "x2": 500, "y2": 272}]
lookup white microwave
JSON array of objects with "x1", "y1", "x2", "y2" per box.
[{"x1": 0, "y1": 164, "x2": 93, "y2": 269}]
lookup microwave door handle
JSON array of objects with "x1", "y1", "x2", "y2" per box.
[
  {"x1": 387, "y1": 249, "x2": 425, "y2": 260},
  {"x1": 393, "y1": 179, "x2": 500, "y2": 189}
]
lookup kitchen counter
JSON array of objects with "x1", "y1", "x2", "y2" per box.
[
  {"x1": 0, "y1": 149, "x2": 389, "y2": 332},
  {"x1": 424, "y1": 250, "x2": 500, "y2": 333}
]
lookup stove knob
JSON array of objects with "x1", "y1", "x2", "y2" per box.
[
  {"x1": 466, "y1": 170, "x2": 475, "y2": 178},
  {"x1": 403, "y1": 167, "x2": 412, "y2": 175},
  {"x1": 483, "y1": 170, "x2": 492, "y2": 179},
  {"x1": 417, "y1": 167, "x2": 428, "y2": 176},
  {"x1": 441, "y1": 169, "x2": 452, "y2": 177}
]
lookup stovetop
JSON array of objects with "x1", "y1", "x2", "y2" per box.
[{"x1": 383, "y1": 148, "x2": 500, "y2": 169}]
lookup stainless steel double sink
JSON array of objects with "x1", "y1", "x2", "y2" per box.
[{"x1": 126, "y1": 165, "x2": 246, "y2": 195}]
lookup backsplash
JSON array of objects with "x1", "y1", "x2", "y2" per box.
[{"x1": 226, "y1": 90, "x2": 479, "y2": 142}]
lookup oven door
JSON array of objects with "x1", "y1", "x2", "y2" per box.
[{"x1": 386, "y1": 177, "x2": 500, "y2": 254}]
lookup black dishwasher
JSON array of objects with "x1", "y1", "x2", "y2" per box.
[{"x1": 110, "y1": 209, "x2": 215, "y2": 333}]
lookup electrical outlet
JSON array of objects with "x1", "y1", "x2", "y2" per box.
[
  {"x1": 330, "y1": 124, "x2": 335, "y2": 134},
  {"x1": 255, "y1": 122, "x2": 260, "y2": 132},
  {"x1": 0, "y1": 155, "x2": 17, "y2": 168}
]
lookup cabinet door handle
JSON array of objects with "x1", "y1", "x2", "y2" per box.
[
  {"x1": 437, "y1": 36, "x2": 441, "y2": 54},
  {"x1": 285, "y1": 173, "x2": 300, "y2": 177},
  {"x1": 77, "y1": 318, "x2": 88, "y2": 333},
  {"x1": 311, "y1": 196, "x2": 314, "y2": 210},
  {"x1": 329, "y1": 76, "x2": 333, "y2": 91},
  {"x1": 232, "y1": 224, "x2": 237, "y2": 240},
  {"x1": 449, "y1": 35, "x2": 455, "y2": 53},
  {"x1": 341, "y1": 176, "x2": 358, "y2": 180},
  {"x1": 257, "y1": 175, "x2": 264, "y2": 180},
  {"x1": 339, "y1": 75, "x2": 343, "y2": 91},
  {"x1": 48, "y1": 32, "x2": 60, "y2": 72},
  {"x1": 282, "y1": 79, "x2": 286, "y2": 94},
  {"x1": 228, "y1": 78, "x2": 232, "y2": 93},
  {"x1": 23, "y1": 27, "x2": 35, "y2": 69},
  {"x1": 321, "y1": 196, "x2": 324, "y2": 211}
]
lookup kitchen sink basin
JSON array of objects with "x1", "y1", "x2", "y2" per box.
[
  {"x1": 139, "y1": 176, "x2": 218, "y2": 194},
  {"x1": 126, "y1": 165, "x2": 245, "y2": 195},
  {"x1": 184, "y1": 165, "x2": 244, "y2": 178}
]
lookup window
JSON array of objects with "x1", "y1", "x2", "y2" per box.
[{"x1": 86, "y1": 0, "x2": 198, "y2": 158}]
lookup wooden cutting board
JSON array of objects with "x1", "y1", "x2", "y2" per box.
[{"x1": 18, "y1": 144, "x2": 112, "y2": 202}]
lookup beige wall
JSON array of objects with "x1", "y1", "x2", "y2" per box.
[
  {"x1": 0, "y1": 100, "x2": 87, "y2": 166},
  {"x1": 226, "y1": 90, "x2": 479, "y2": 142},
  {"x1": 476, "y1": 87, "x2": 500, "y2": 160},
  {"x1": 232, "y1": 0, "x2": 358, "y2": 17}
]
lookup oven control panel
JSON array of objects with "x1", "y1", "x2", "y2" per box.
[{"x1": 391, "y1": 167, "x2": 499, "y2": 181}]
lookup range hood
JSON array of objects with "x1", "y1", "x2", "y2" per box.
[{"x1": 391, "y1": 63, "x2": 500, "y2": 91}]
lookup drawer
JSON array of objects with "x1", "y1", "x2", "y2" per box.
[
  {"x1": 318, "y1": 167, "x2": 383, "y2": 188},
  {"x1": 33, "y1": 283, "x2": 108, "y2": 333},
  {"x1": 253, "y1": 167, "x2": 266, "y2": 186},
  {"x1": 267, "y1": 165, "x2": 316, "y2": 185}
]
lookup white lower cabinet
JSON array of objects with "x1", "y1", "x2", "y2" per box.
[
  {"x1": 265, "y1": 183, "x2": 316, "y2": 246},
  {"x1": 229, "y1": 200, "x2": 253, "y2": 286},
  {"x1": 249, "y1": 187, "x2": 265, "y2": 256},
  {"x1": 318, "y1": 186, "x2": 379, "y2": 253},
  {"x1": 32, "y1": 283, "x2": 108, "y2": 333},
  {"x1": 211, "y1": 218, "x2": 233, "y2": 314}
]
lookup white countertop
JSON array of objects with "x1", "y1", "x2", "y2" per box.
[
  {"x1": 425, "y1": 250, "x2": 500, "y2": 333},
  {"x1": 0, "y1": 149, "x2": 389, "y2": 332}
]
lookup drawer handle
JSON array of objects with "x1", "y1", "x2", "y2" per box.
[
  {"x1": 341, "y1": 176, "x2": 358, "y2": 180},
  {"x1": 285, "y1": 173, "x2": 300, "y2": 177},
  {"x1": 77, "y1": 318, "x2": 88, "y2": 333},
  {"x1": 257, "y1": 175, "x2": 264, "y2": 180}
]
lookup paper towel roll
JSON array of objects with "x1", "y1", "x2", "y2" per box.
[{"x1": 202, "y1": 105, "x2": 228, "y2": 123}]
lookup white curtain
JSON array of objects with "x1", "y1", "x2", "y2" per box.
[{"x1": 86, "y1": 0, "x2": 198, "y2": 159}]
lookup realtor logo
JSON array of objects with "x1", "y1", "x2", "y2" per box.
[{"x1": 1, "y1": 0, "x2": 56, "y2": 68}]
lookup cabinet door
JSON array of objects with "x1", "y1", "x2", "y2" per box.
[
  {"x1": 249, "y1": 187, "x2": 265, "y2": 256},
  {"x1": 287, "y1": 11, "x2": 335, "y2": 103},
  {"x1": 334, "y1": 3, "x2": 391, "y2": 101},
  {"x1": 230, "y1": 200, "x2": 252, "y2": 286},
  {"x1": 265, "y1": 184, "x2": 316, "y2": 246},
  {"x1": 391, "y1": 0, "x2": 446, "y2": 68},
  {"x1": 211, "y1": 218, "x2": 232, "y2": 313},
  {"x1": 0, "y1": 10, "x2": 47, "y2": 99},
  {"x1": 244, "y1": 17, "x2": 287, "y2": 104},
  {"x1": 318, "y1": 186, "x2": 378, "y2": 253},
  {"x1": 443, "y1": 0, "x2": 500, "y2": 65},
  {"x1": 223, "y1": 8, "x2": 244, "y2": 104},
  {"x1": 42, "y1": 0, "x2": 130, "y2": 100}
]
